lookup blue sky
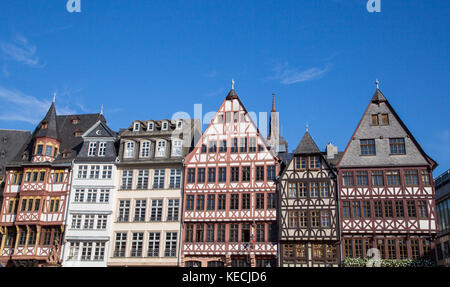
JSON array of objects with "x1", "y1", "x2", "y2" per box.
[{"x1": 0, "y1": 0, "x2": 448, "y2": 177}]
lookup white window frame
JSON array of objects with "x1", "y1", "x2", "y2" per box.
[
  {"x1": 98, "y1": 142, "x2": 106, "y2": 157},
  {"x1": 133, "y1": 122, "x2": 140, "y2": 132},
  {"x1": 171, "y1": 140, "x2": 182, "y2": 157},
  {"x1": 140, "y1": 141, "x2": 151, "y2": 158},
  {"x1": 88, "y1": 142, "x2": 97, "y2": 157},
  {"x1": 156, "y1": 140, "x2": 166, "y2": 157},
  {"x1": 124, "y1": 142, "x2": 135, "y2": 158},
  {"x1": 176, "y1": 120, "x2": 182, "y2": 130},
  {"x1": 147, "y1": 122, "x2": 154, "y2": 131}
]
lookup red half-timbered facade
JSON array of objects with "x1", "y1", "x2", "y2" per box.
[
  {"x1": 181, "y1": 88, "x2": 280, "y2": 267},
  {"x1": 336, "y1": 86, "x2": 438, "y2": 262},
  {"x1": 0, "y1": 101, "x2": 105, "y2": 267}
]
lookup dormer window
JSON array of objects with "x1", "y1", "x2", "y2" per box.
[
  {"x1": 156, "y1": 140, "x2": 166, "y2": 157},
  {"x1": 71, "y1": 118, "x2": 80, "y2": 124},
  {"x1": 162, "y1": 122, "x2": 168, "y2": 131},
  {"x1": 148, "y1": 122, "x2": 154, "y2": 131},
  {"x1": 124, "y1": 142, "x2": 135, "y2": 158},
  {"x1": 176, "y1": 120, "x2": 183, "y2": 130},
  {"x1": 133, "y1": 123, "x2": 140, "y2": 132},
  {"x1": 172, "y1": 140, "x2": 182, "y2": 156},
  {"x1": 98, "y1": 142, "x2": 106, "y2": 157},
  {"x1": 74, "y1": 129, "x2": 83, "y2": 137},
  {"x1": 54, "y1": 147, "x2": 59, "y2": 157},
  {"x1": 41, "y1": 122, "x2": 48, "y2": 129},
  {"x1": 140, "y1": 141, "x2": 151, "y2": 158},
  {"x1": 88, "y1": 142, "x2": 97, "y2": 157},
  {"x1": 62, "y1": 151, "x2": 69, "y2": 158}
]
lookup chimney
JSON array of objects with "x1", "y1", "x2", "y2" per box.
[{"x1": 326, "y1": 142, "x2": 338, "y2": 159}]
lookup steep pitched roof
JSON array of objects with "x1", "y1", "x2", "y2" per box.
[
  {"x1": 293, "y1": 131, "x2": 321, "y2": 154},
  {"x1": 0, "y1": 130, "x2": 31, "y2": 177},
  {"x1": 337, "y1": 87, "x2": 437, "y2": 169},
  {"x1": 34, "y1": 102, "x2": 60, "y2": 140}
]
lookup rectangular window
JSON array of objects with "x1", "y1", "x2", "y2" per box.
[
  {"x1": 321, "y1": 210, "x2": 330, "y2": 227},
  {"x1": 356, "y1": 171, "x2": 368, "y2": 186},
  {"x1": 168, "y1": 168, "x2": 181, "y2": 189},
  {"x1": 389, "y1": 138, "x2": 406, "y2": 154},
  {"x1": 207, "y1": 195, "x2": 215, "y2": 211},
  {"x1": 371, "y1": 114, "x2": 379, "y2": 126},
  {"x1": 195, "y1": 224, "x2": 204, "y2": 243},
  {"x1": 229, "y1": 224, "x2": 239, "y2": 242},
  {"x1": 167, "y1": 199, "x2": 179, "y2": 221},
  {"x1": 310, "y1": 182, "x2": 319, "y2": 197},
  {"x1": 352, "y1": 201, "x2": 361, "y2": 218},
  {"x1": 150, "y1": 200, "x2": 163, "y2": 221},
  {"x1": 140, "y1": 141, "x2": 150, "y2": 158},
  {"x1": 114, "y1": 233, "x2": 127, "y2": 257},
  {"x1": 256, "y1": 166, "x2": 264, "y2": 181},
  {"x1": 256, "y1": 224, "x2": 265, "y2": 242},
  {"x1": 89, "y1": 165, "x2": 100, "y2": 179},
  {"x1": 404, "y1": 170, "x2": 419, "y2": 185},
  {"x1": 421, "y1": 170, "x2": 430, "y2": 185},
  {"x1": 88, "y1": 142, "x2": 97, "y2": 157},
  {"x1": 309, "y1": 156, "x2": 320, "y2": 169},
  {"x1": 241, "y1": 224, "x2": 250, "y2": 242},
  {"x1": 418, "y1": 200, "x2": 428, "y2": 218},
  {"x1": 134, "y1": 200, "x2": 146, "y2": 222},
  {"x1": 98, "y1": 142, "x2": 106, "y2": 156},
  {"x1": 118, "y1": 200, "x2": 130, "y2": 222},
  {"x1": 196, "y1": 195, "x2": 205, "y2": 211},
  {"x1": 219, "y1": 140, "x2": 227, "y2": 152},
  {"x1": 94, "y1": 242, "x2": 105, "y2": 261},
  {"x1": 395, "y1": 200, "x2": 404, "y2": 218},
  {"x1": 381, "y1": 113, "x2": 389, "y2": 125},
  {"x1": 239, "y1": 138, "x2": 247, "y2": 153},
  {"x1": 218, "y1": 167, "x2": 226, "y2": 182},
  {"x1": 121, "y1": 170, "x2": 133, "y2": 189},
  {"x1": 362, "y1": 201, "x2": 371, "y2": 218},
  {"x1": 354, "y1": 239, "x2": 363, "y2": 258},
  {"x1": 384, "y1": 201, "x2": 393, "y2": 218},
  {"x1": 185, "y1": 225, "x2": 194, "y2": 243},
  {"x1": 343, "y1": 172, "x2": 354, "y2": 187},
  {"x1": 68, "y1": 242, "x2": 80, "y2": 260},
  {"x1": 241, "y1": 166, "x2": 250, "y2": 181},
  {"x1": 288, "y1": 183, "x2": 297, "y2": 198},
  {"x1": 124, "y1": 142, "x2": 135, "y2": 158},
  {"x1": 136, "y1": 169, "x2": 149, "y2": 189},
  {"x1": 78, "y1": 165, "x2": 88, "y2": 179},
  {"x1": 71, "y1": 214, "x2": 82, "y2": 229},
  {"x1": 130, "y1": 232, "x2": 144, "y2": 257},
  {"x1": 311, "y1": 211, "x2": 320, "y2": 227},
  {"x1": 267, "y1": 193, "x2": 276, "y2": 209},
  {"x1": 371, "y1": 171, "x2": 384, "y2": 186},
  {"x1": 217, "y1": 225, "x2": 225, "y2": 242},
  {"x1": 96, "y1": 215, "x2": 108, "y2": 230},
  {"x1": 197, "y1": 168, "x2": 205, "y2": 183},
  {"x1": 217, "y1": 195, "x2": 226, "y2": 210},
  {"x1": 164, "y1": 233, "x2": 177, "y2": 257},
  {"x1": 407, "y1": 200, "x2": 417, "y2": 217},
  {"x1": 156, "y1": 141, "x2": 166, "y2": 157},
  {"x1": 99, "y1": 189, "x2": 110, "y2": 203},
  {"x1": 187, "y1": 168, "x2": 195, "y2": 183},
  {"x1": 81, "y1": 242, "x2": 93, "y2": 261},
  {"x1": 298, "y1": 182, "x2": 307, "y2": 197},
  {"x1": 83, "y1": 215, "x2": 95, "y2": 229},
  {"x1": 207, "y1": 168, "x2": 216, "y2": 183},
  {"x1": 387, "y1": 239, "x2": 396, "y2": 259},
  {"x1": 206, "y1": 224, "x2": 214, "y2": 242},
  {"x1": 231, "y1": 138, "x2": 238, "y2": 153},
  {"x1": 267, "y1": 166, "x2": 276, "y2": 181},
  {"x1": 102, "y1": 165, "x2": 112, "y2": 179},
  {"x1": 186, "y1": 195, "x2": 194, "y2": 211},
  {"x1": 386, "y1": 170, "x2": 400, "y2": 186},
  {"x1": 374, "y1": 201, "x2": 383, "y2": 218},
  {"x1": 319, "y1": 182, "x2": 329, "y2": 197},
  {"x1": 230, "y1": 194, "x2": 239, "y2": 210},
  {"x1": 249, "y1": 137, "x2": 256, "y2": 152},
  {"x1": 343, "y1": 202, "x2": 351, "y2": 218},
  {"x1": 86, "y1": 189, "x2": 97, "y2": 203},
  {"x1": 231, "y1": 167, "x2": 239, "y2": 182},
  {"x1": 153, "y1": 169, "x2": 165, "y2": 189},
  {"x1": 241, "y1": 194, "x2": 250, "y2": 209},
  {"x1": 360, "y1": 139, "x2": 376, "y2": 155}
]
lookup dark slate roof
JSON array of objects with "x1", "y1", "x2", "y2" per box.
[
  {"x1": 0, "y1": 130, "x2": 31, "y2": 176},
  {"x1": 324, "y1": 151, "x2": 344, "y2": 167},
  {"x1": 226, "y1": 89, "x2": 238, "y2": 100},
  {"x1": 371, "y1": 88, "x2": 387, "y2": 103},
  {"x1": 34, "y1": 102, "x2": 60, "y2": 140},
  {"x1": 293, "y1": 131, "x2": 321, "y2": 154},
  {"x1": 8, "y1": 113, "x2": 105, "y2": 167}
]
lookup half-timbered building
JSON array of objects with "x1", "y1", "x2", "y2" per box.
[
  {"x1": 0, "y1": 100, "x2": 105, "y2": 267},
  {"x1": 181, "y1": 88, "x2": 280, "y2": 267},
  {"x1": 336, "y1": 84, "x2": 438, "y2": 262},
  {"x1": 107, "y1": 118, "x2": 199, "y2": 266},
  {"x1": 279, "y1": 131, "x2": 340, "y2": 267},
  {"x1": 62, "y1": 120, "x2": 118, "y2": 266}
]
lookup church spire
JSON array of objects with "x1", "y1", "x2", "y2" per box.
[{"x1": 271, "y1": 92, "x2": 276, "y2": 112}]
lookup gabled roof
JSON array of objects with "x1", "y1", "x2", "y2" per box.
[
  {"x1": 82, "y1": 120, "x2": 117, "y2": 139},
  {"x1": 293, "y1": 131, "x2": 321, "y2": 154},
  {"x1": 337, "y1": 87, "x2": 437, "y2": 170},
  {"x1": 34, "y1": 102, "x2": 60, "y2": 140}
]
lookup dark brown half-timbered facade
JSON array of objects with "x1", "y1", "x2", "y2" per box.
[
  {"x1": 181, "y1": 88, "x2": 280, "y2": 267},
  {"x1": 336, "y1": 85, "x2": 438, "y2": 263},
  {"x1": 0, "y1": 99, "x2": 105, "y2": 267},
  {"x1": 279, "y1": 131, "x2": 340, "y2": 267}
]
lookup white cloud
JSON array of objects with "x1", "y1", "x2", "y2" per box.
[
  {"x1": 272, "y1": 62, "x2": 331, "y2": 85},
  {"x1": 1, "y1": 34, "x2": 41, "y2": 67},
  {"x1": 0, "y1": 85, "x2": 76, "y2": 125}
]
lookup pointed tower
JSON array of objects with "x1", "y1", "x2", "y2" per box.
[
  {"x1": 181, "y1": 84, "x2": 280, "y2": 267},
  {"x1": 279, "y1": 130, "x2": 340, "y2": 267},
  {"x1": 32, "y1": 100, "x2": 61, "y2": 162},
  {"x1": 336, "y1": 82, "x2": 438, "y2": 263},
  {"x1": 267, "y1": 92, "x2": 288, "y2": 156}
]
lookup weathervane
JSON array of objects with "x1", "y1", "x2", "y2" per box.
[
  {"x1": 376, "y1": 79, "x2": 379, "y2": 89},
  {"x1": 232, "y1": 79, "x2": 235, "y2": 90},
  {"x1": 306, "y1": 122, "x2": 309, "y2": 132},
  {"x1": 53, "y1": 92, "x2": 56, "y2": 103},
  {"x1": 100, "y1": 104, "x2": 104, "y2": 115}
]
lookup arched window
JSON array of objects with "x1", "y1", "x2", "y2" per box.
[
  {"x1": 156, "y1": 141, "x2": 166, "y2": 157},
  {"x1": 124, "y1": 142, "x2": 135, "y2": 158}
]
